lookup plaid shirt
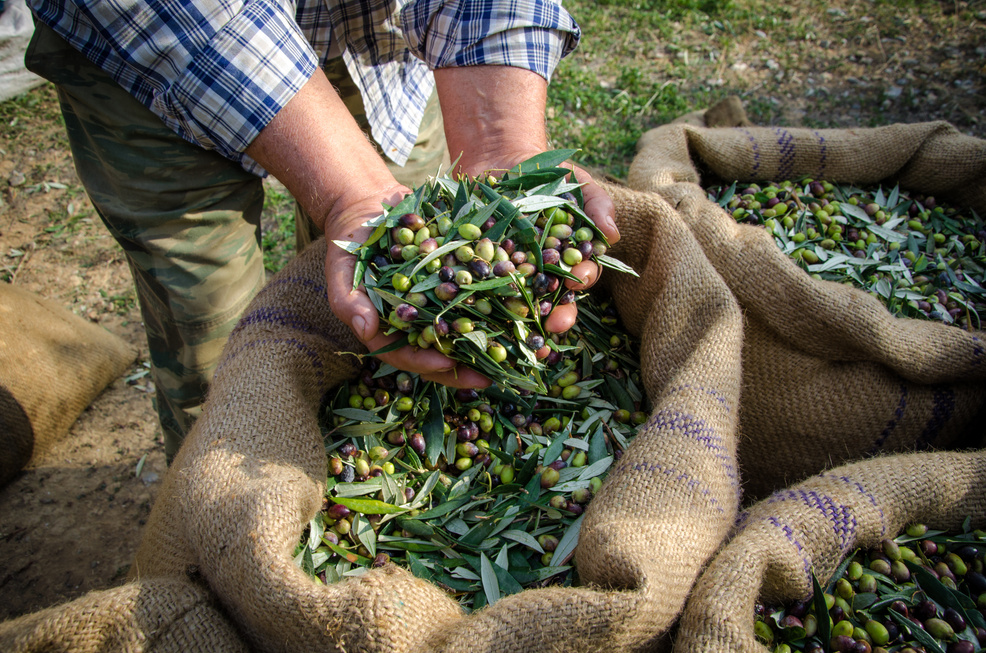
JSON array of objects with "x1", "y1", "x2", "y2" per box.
[{"x1": 28, "y1": 0, "x2": 580, "y2": 174}]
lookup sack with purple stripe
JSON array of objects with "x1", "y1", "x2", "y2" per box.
[
  {"x1": 102, "y1": 177, "x2": 751, "y2": 653},
  {"x1": 627, "y1": 120, "x2": 986, "y2": 500},
  {"x1": 674, "y1": 450, "x2": 986, "y2": 653}
]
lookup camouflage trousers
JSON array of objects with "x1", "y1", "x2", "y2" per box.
[{"x1": 26, "y1": 22, "x2": 448, "y2": 461}]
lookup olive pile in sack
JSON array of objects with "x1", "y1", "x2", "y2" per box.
[
  {"x1": 754, "y1": 523, "x2": 986, "y2": 653},
  {"x1": 706, "y1": 180, "x2": 986, "y2": 329},
  {"x1": 330, "y1": 149, "x2": 637, "y2": 394},
  {"x1": 293, "y1": 294, "x2": 646, "y2": 610},
  {"x1": 295, "y1": 152, "x2": 644, "y2": 610}
]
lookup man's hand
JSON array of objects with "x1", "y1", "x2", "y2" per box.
[
  {"x1": 322, "y1": 192, "x2": 491, "y2": 388},
  {"x1": 246, "y1": 71, "x2": 489, "y2": 388},
  {"x1": 434, "y1": 65, "x2": 620, "y2": 337}
]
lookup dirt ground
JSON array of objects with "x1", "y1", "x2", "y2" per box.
[
  {"x1": 0, "y1": 83, "x2": 162, "y2": 620},
  {"x1": 0, "y1": 0, "x2": 984, "y2": 625}
]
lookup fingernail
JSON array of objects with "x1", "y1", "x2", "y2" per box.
[{"x1": 353, "y1": 316, "x2": 366, "y2": 339}]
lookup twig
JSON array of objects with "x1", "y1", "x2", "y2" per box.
[{"x1": 9, "y1": 241, "x2": 34, "y2": 284}]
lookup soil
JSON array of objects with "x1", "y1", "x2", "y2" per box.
[
  {"x1": 1, "y1": 0, "x2": 984, "y2": 625},
  {"x1": 0, "y1": 83, "x2": 161, "y2": 620}
]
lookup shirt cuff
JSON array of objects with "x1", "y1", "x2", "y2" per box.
[
  {"x1": 400, "y1": 0, "x2": 581, "y2": 82},
  {"x1": 152, "y1": 0, "x2": 319, "y2": 174}
]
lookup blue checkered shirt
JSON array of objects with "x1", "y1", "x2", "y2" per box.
[{"x1": 28, "y1": 0, "x2": 580, "y2": 175}]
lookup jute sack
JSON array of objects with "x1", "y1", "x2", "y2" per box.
[
  {"x1": 0, "y1": 282, "x2": 137, "y2": 486},
  {"x1": 674, "y1": 449, "x2": 986, "y2": 652},
  {"x1": 0, "y1": 577, "x2": 248, "y2": 652},
  {"x1": 130, "y1": 181, "x2": 746, "y2": 652},
  {"x1": 627, "y1": 122, "x2": 986, "y2": 499}
]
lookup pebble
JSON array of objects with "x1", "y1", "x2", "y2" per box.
[{"x1": 8, "y1": 170, "x2": 25, "y2": 187}]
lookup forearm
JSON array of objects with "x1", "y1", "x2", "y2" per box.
[
  {"x1": 245, "y1": 71, "x2": 405, "y2": 231},
  {"x1": 435, "y1": 65, "x2": 549, "y2": 177}
]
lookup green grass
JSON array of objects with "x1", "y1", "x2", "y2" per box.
[
  {"x1": 545, "y1": 0, "x2": 732, "y2": 178},
  {"x1": 260, "y1": 181, "x2": 296, "y2": 274}
]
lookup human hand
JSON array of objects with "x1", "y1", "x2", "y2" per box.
[
  {"x1": 434, "y1": 65, "x2": 620, "y2": 344},
  {"x1": 322, "y1": 189, "x2": 491, "y2": 389}
]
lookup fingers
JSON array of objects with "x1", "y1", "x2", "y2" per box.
[
  {"x1": 324, "y1": 244, "x2": 380, "y2": 342},
  {"x1": 364, "y1": 331, "x2": 492, "y2": 389},
  {"x1": 565, "y1": 260, "x2": 600, "y2": 291},
  {"x1": 544, "y1": 303, "x2": 577, "y2": 334},
  {"x1": 571, "y1": 166, "x2": 619, "y2": 244},
  {"x1": 419, "y1": 367, "x2": 492, "y2": 389}
]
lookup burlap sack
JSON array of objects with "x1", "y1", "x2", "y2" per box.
[
  {"x1": 128, "y1": 181, "x2": 745, "y2": 652},
  {"x1": 627, "y1": 122, "x2": 986, "y2": 498},
  {"x1": 0, "y1": 282, "x2": 137, "y2": 486},
  {"x1": 674, "y1": 449, "x2": 986, "y2": 652},
  {"x1": 0, "y1": 577, "x2": 247, "y2": 652}
]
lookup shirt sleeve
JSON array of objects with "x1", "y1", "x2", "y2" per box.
[
  {"x1": 29, "y1": 0, "x2": 319, "y2": 174},
  {"x1": 399, "y1": 0, "x2": 581, "y2": 82}
]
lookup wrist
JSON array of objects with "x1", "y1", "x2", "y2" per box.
[
  {"x1": 434, "y1": 65, "x2": 549, "y2": 178},
  {"x1": 245, "y1": 70, "x2": 398, "y2": 231}
]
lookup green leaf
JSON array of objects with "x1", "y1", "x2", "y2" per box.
[
  {"x1": 515, "y1": 449, "x2": 542, "y2": 487},
  {"x1": 330, "y1": 496, "x2": 405, "y2": 515},
  {"x1": 415, "y1": 495, "x2": 471, "y2": 520},
  {"x1": 333, "y1": 408, "x2": 384, "y2": 423},
  {"x1": 396, "y1": 518, "x2": 436, "y2": 538},
  {"x1": 512, "y1": 194, "x2": 571, "y2": 213},
  {"x1": 308, "y1": 516, "x2": 324, "y2": 552},
  {"x1": 331, "y1": 239, "x2": 362, "y2": 254},
  {"x1": 541, "y1": 432, "x2": 569, "y2": 466},
  {"x1": 509, "y1": 149, "x2": 579, "y2": 174},
  {"x1": 492, "y1": 560, "x2": 525, "y2": 597},
  {"x1": 888, "y1": 609, "x2": 946, "y2": 653},
  {"x1": 325, "y1": 540, "x2": 371, "y2": 565},
  {"x1": 543, "y1": 263, "x2": 583, "y2": 284},
  {"x1": 905, "y1": 560, "x2": 984, "y2": 628},
  {"x1": 480, "y1": 552, "x2": 501, "y2": 605},
  {"x1": 812, "y1": 572, "x2": 831, "y2": 648},
  {"x1": 460, "y1": 330, "x2": 489, "y2": 351},
  {"x1": 495, "y1": 169, "x2": 571, "y2": 192},
  {"x1": 596, "y1": 254, "x2": 640, "y2": 277},
  {"x1": 409, "y1": 274, "x2": 443, "y2": 293},
  {"x1": 352, "y1": 513, "x2": 377, "y2": 558},
  {"x1": 408, "y1": 239, "x2": 468, "y2": 278},
  {"x1": 424, "y1": 383, "x2": 445, "y2": 466},
  {"x1": 578, "y1": 456, "x2": 614, "y2": 481},
  {"x1": 500, "y1": 529, "x2": 545, "y2": 553},
  {"x1": 604, "y1": 375, "x2": 636, "y2": 413},
  {"x1": 551, "y1": 514, "x2": 585, "y2": 565},
  {"x1": 587, "y1": 426, "x2": 608, "y2": 465},
  {"x1": 332, "y1": 480, "x2": 385, "y2": 498}
]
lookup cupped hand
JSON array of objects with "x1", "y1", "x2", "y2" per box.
[
  {"x1": 454, "y1": 151, "x2": 620, "y2": 338},
  {"x1": 322, "y1": 188, "x2": 491, "y2": 389}
]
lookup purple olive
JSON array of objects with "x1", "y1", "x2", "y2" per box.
[
  {"x1": 542, "y1": 248, "x2": 561, "y2": 266},
  {"x1": 327, "y1": 503, "x2": 350, "y2": 520},
  {"x1": 493, "y1": 260, "x2": 516, "y2": 277},
  {"x1": 435, "y1": 282, "x2": 459, "y2": 302},
  {"x1": 395, "y1": 303, "x2": 418, "y2": 322}
]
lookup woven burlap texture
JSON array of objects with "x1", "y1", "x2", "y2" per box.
[
  {"x1": 121, "y1": 179, "x2": 742, "y2": 653},
  {"x1": 627, "y1": 122, "x2": 986, "y2": 498},
  {"x1": 0, "y1": 282, "x2": 137, "y2": 486},
  {"x1": 0, "y1": 577, "x2": 248, "y2": 652},
  {"x1": 675, "y1": 450, "x2": 986, "y2": 652}
]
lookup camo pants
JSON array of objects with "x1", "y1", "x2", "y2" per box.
[{"x1": 26, "y1": 22, "x2": 448, "y2": 461}]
